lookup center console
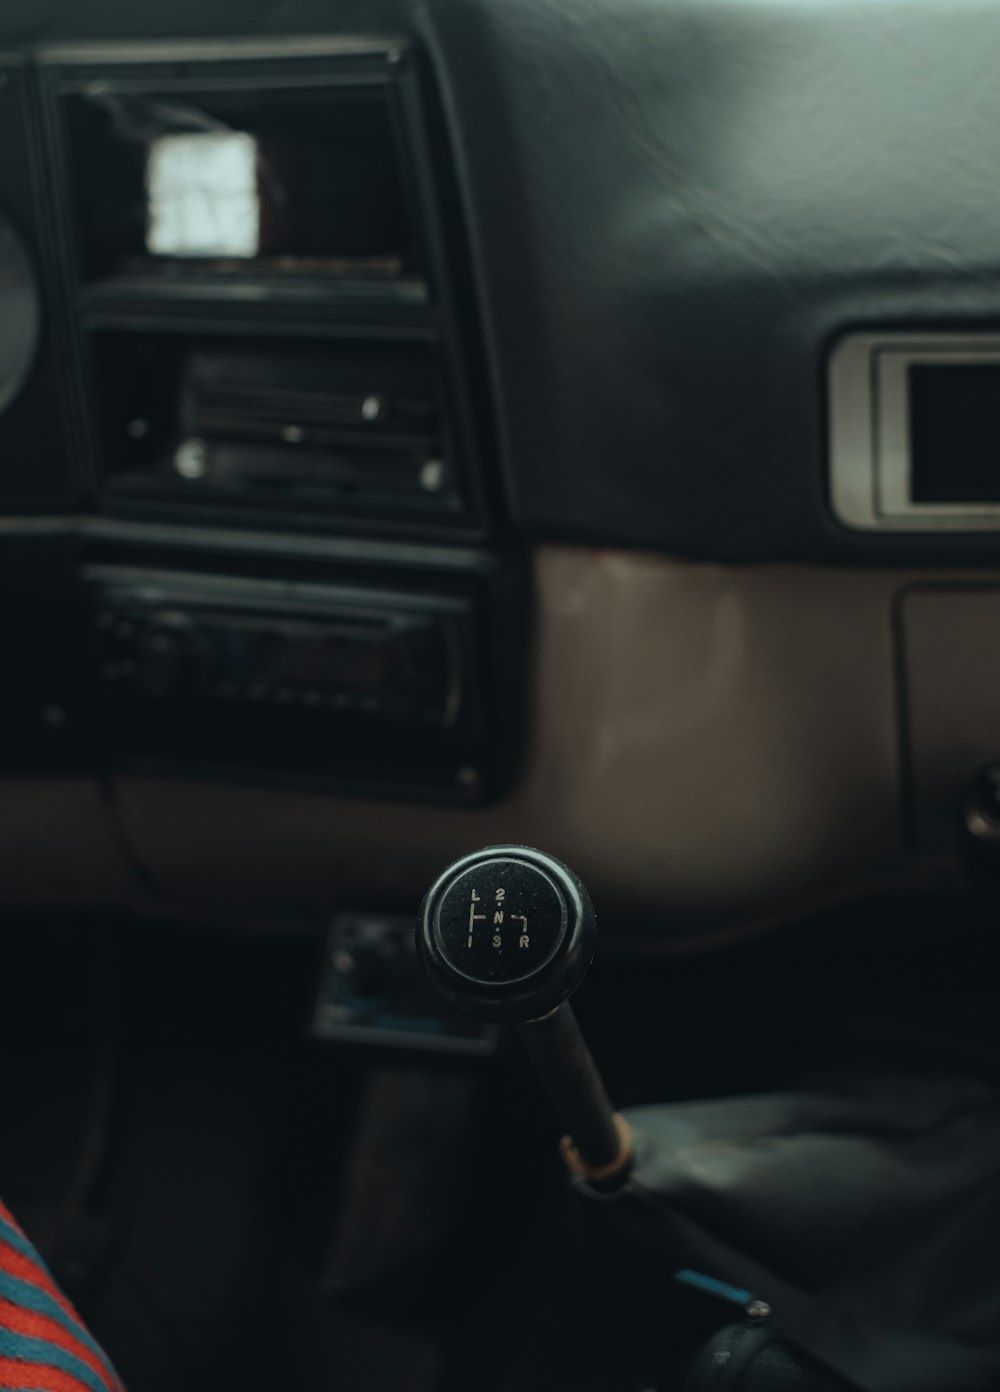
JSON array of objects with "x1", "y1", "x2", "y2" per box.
[{"x1": 0, "y1": 36, "x2": 521, "y2": 802}]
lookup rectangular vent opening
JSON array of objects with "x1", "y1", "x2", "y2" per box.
[{"x1": 909, "y1": 362, "x2": 1000, "y2": 505}]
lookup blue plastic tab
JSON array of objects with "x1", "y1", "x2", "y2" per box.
[{"x1": 674, "y1": 1269, "x2": 754, "y2": 1307}]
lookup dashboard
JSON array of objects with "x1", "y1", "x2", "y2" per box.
[{"x1": 4, "y1": 0, "x2": 1000, "y2": 934}]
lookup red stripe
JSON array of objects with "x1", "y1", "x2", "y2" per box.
[
  {"x1": 0, "y1": 1210, "x2": 83, "y2": 1329},
  {"x1": 0, "y1": 1300, "x2": 113, "y2": 1392},
  {"x1": 0, "y1": 1245, "x2": 83, "y2": 1330},
  {"x1": 0, "y1": 1354, "x2": 98, "y2": 1390},
  {"x1": 0, "y1": 1208, "x2": 120, "y2": 1391}
]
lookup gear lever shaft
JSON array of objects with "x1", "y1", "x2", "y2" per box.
[{"x1": 417, "y1": 846, "x2": 632, "y2": 1186}]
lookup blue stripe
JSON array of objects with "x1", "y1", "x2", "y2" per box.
[
  {"x1": 0, "y1": 1220, "x2": 56, "y2": 1286},
  {"x1": 0, "y1": 1328, "x2": 108, "y2": 1392},
  {"x1": 0, "y1": 1268, "x2": 115, "y2": 1382},
  {"x1": 674, "y1": 1268, "x2": 753, "y2": 1307}
]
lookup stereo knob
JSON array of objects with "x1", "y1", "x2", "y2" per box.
[{"x1": 134, "y1": 613, "x2": 207, "y2": 701}]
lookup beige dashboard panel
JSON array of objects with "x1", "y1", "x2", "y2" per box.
[
  {"x1": 107, "y1": 546, "x2": 943, "y2": 930},
  {"x1": 900, "y1": 585, "x2": 1000, "y2": 850}
]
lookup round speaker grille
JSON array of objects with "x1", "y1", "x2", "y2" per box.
[{"x1": 0, "y1": 208, "x2": 41, "y2": 418}]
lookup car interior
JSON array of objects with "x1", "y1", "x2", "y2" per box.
[{"x1": 2, "y1": 2, "x2": 1000, "y2": 1389}]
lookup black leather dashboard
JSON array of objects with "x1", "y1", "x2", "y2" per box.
[{"x1": 7, "y1": 0, "x2": 1000, "y2": 562}]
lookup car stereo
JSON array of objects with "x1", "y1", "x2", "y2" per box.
[{"x1": 86, "y1": 563, "x2": 521, "y2": 803}]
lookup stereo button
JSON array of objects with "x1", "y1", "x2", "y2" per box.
[{"x1": 134, "y1": 615, "x2": 208, "y2": 701}]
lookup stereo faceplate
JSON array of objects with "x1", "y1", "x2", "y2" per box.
[{"x1": 85, "y1": 565, "x2": 516, "y2": 803}]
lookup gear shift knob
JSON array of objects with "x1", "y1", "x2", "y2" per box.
[
  {"x1": 418, "y1": 846, "x2": 631, "y2": 1186},
  {"x1": 417, "y1": 845, "x2": 597, "y2": 1023}
]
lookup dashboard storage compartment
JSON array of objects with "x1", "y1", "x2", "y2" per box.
[
  {"x1": 44, "y1": 42, "x2": 422, "y2": 303},
  {"x1": 90, "y1": 332, "x2": 464, "y2": 524}
]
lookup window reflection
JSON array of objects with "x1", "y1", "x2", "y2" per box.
[{"x1": 145, "y1": 130, "x2": 261, "y2": 259}]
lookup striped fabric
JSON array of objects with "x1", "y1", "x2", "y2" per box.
[{"x1": 0, "y1": 1201, "x2": 122, "y2": 1392}]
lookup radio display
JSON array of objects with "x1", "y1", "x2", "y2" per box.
[
  {"x1": 195, "y1": 611, "x2": 451, "y2": 725},
  {"x1": 212, "y1": 618, "x2": 393, "y2": 694}
]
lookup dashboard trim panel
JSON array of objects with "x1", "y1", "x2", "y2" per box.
[{"x1": 831, "y1": 332, "x2": 1000, "y2": 533}]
